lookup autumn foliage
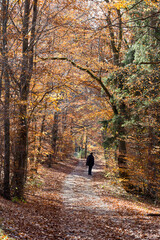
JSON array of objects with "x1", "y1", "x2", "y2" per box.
[{"x1": 0, "y1": 0, "x2": 159, "y2": 203}]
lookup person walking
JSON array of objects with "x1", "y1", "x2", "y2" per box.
[{"x1": 86, "y1": 152, "x2": 94, "y2": 175}]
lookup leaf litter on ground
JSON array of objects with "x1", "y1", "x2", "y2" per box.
[{"x1": 0, "y1": 157, "x2": 159, "y2": 239}]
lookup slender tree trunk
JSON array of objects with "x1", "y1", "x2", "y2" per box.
[
  {"x1": 0, "y1": 70, "x2": 3, "y2": 189},
  {"x1": 146, "y1": 126, "x2": 157, "y2": 199},
  {"x1": 107, "y1": 9, "x2": 122, "y2": 66},
  {"x1": 0, "y1": 63, "x2": 3, "y2": 177},
  {"x1": 2, "y1": 0, "x2": 10, "y2": 200},
  {"x1": 36, "y1": 103, "x2": 47, "y2": 164},
  {"x1": 4, "y1": 63, "x2": 10, "y2": 200},
  {"x1": 84, "y1": 129, "x2": 88, "y2": 159},
  {"x1": 37, "y1": 114, "x2": 46, "y2": 156},
  {"x1": 14, "y1": 0, "x2": 38, "y2": 199},
  {"x1": 13, "y1": 0, "x2": 30, "y2": 199},
  {"x1": 51, "y1": 111, "x2": 59, "y2": 165}
]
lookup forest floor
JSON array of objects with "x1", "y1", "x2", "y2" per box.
[{"x1": 0, "y1": 157, "x2": 160, "y2": 240}]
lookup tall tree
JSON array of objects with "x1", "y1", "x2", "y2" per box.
[
  {"x1": 13, "y1": 0, "x2": 38, "y2": 199},
  {"x1": 2, "y1": 0, "x2": 10, "y2": 200}
]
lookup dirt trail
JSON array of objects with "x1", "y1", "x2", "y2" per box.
[
  {"x1": 61, "y1": 158, "x2": 160, "y2": 240},
  {"x1": 62, "y1": 159, "x2": 109, "y2": 212},
  {"x1": 0, "y1": 158, "x2": 160, "y2": 240}
]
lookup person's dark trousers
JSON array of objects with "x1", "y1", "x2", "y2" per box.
[{"x1": 88, "y1": 166, "x2": 92, "y2": 175}]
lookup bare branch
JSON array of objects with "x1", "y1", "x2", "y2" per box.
[
  {"x1": 139, "y1": 61, "x2": 160, "y2": 65},
  {"x1": 39, "y1": 56, "x2": 118, "y2": 115}
]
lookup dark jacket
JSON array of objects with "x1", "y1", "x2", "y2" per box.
[{"x1": 86, "y1": 154, "x2": 94, "y2": 167}]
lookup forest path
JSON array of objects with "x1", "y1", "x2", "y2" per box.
[
  {"x1": 0, "y1": 157, "x2": 160, "y2": 240},
  {"x1": 61, "y1": 158, "x2": 160, "y2": 240},
  {"x1": 62, "y1": 159, "x2": 109, "y2": 213}
]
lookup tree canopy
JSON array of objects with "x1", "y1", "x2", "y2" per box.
[{"x1": 0, "y1": 0, "x2": 160, "y2": 201}]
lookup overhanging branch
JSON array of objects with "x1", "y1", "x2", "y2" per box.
[
  {"x1": 139, "y1": 61, "x2": 160, "y2": 65},
  {"x1": 39, "y1": 56, "x2": 118, "y2": 115}
]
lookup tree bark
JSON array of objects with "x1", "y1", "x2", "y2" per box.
[
  {"x1": 37, "y1": 105, "x2": 47, "y2": 160},
  {"x1": 106, "y1": 9, "x2": 122, "y2": 66},
  {"x1": 84, "y1": 132, "x2": 88, "y2": 159},
  {"x1": 2, "y1": 0, "x2": 11, "y2": 200},
  {"x1": 51, "y1": 111, "x2": 59, "y2": 165},
  {"x1": 13, "y1": 0, "x2": 38, "y2": 199},
  {"x1": 106, "y1": 9, "x2": 132, "y2": 191}
]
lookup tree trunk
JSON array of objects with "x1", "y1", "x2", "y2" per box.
[
  {"x1": 51, "y1": 111, "x2": 59, "y2": 164},
  {"x1": 84, "y1": 130, "x2": 88, "y2": 159},
  {"x1": 107, "y1": 9, "x2": 122, "y2": 66},
  {"x1": 13, "y1": 0, "x2": 38, "y2": 199},
  {"x1": 37, "y1": 105, "x2": 47, "y2": 161},
  {"x1": 116, "y1": 101, "x2": 132, "y2": 191},
  {"x1": 146, "y1": 126, "x2": 157, "y2": 200},
  {"x1": 106, "y1": 9, "x2": 133, "y2": 191},
  {"x1": 2, "y1": 0, "x2": 11, "y2": 200}
]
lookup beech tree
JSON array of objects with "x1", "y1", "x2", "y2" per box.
[
  {"x1": 2, "y1": 0, "x2": 10, "y2": 200},
  {"x1": 0, "y1": 0, "x2": 74, "y2": 199},
  {"x1": 10, "y1": 0, "x2": 38, "y2": 199}
]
